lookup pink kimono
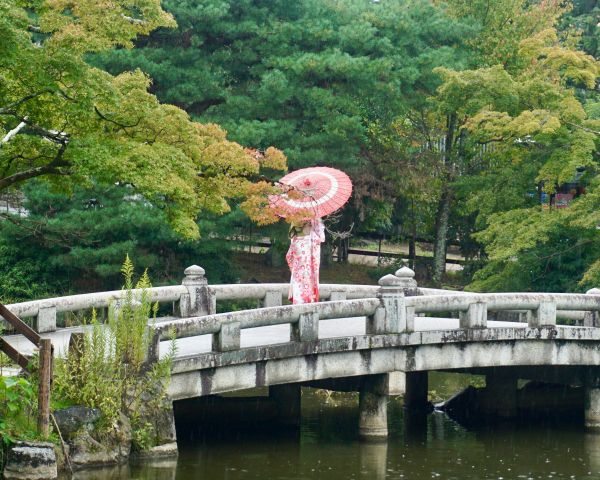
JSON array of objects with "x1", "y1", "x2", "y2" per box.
[{"x1": 286, "y1": 219, "x2": 325, "y2": 304}]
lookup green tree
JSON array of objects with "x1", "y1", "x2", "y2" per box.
[
  {"x1": 0, "y1": 0, "x2": 284, "y2": 239},
  {"x1": 93, "y1": 0, "x2": 474, "y2": 239},
  {"x1": 453, "y1": 28, "x2": 600, "y2": 291},
  {"x1": 0, "y1": 182, "x2": 240, "y2": 302},
  {"x1": 386, "y1": 0, "x2": 596, "y2": 286}
]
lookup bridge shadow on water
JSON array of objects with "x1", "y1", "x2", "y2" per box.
[{"x1": 167, "y1": 386, "x2": 600, "y2": 480}]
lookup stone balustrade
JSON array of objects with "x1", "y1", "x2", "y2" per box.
[{"x1": 2, "y1": 264, "x2": 599, "y2": 337}]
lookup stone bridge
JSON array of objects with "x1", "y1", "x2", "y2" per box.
[{"x1": 3, "y1": 266, "x2": 600, "y2": 439}]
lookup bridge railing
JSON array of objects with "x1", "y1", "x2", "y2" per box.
[
  {"x1": 148, "y1": 297, "x2": 382, "y2": 359},
  {"x1": 146, "y1": 270, "x2": 600, "y2": 360},
  {"x1": 0, "y1": 264, "x2": 381, "y2": 334},
  {"x1": 2, "y1": 264, "x2": 599, "y2": 336}
]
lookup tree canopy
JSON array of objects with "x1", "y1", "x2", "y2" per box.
[
  {"x1": 0, "y1": 0, "x2": 286, "y2": 238},
  {"x1": 1, "y1": 0, "x2": 598, "y2": 297}
]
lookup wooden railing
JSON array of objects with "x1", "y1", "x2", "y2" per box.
[{"x1": 0, "y1": 302, "x2": 52, "y2": 437}]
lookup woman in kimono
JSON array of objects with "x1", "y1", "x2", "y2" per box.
[{"x1": 286, "y1": 218, "x2": 325, "y2": 304}]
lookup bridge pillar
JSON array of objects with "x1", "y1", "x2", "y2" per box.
[
  {"x1": 179, "y1": 265, "x2": 215, "y2": 317},
  {"x1": 359, "y1": 375, "x2": 388, "y2": 440},
  {"x1": 482, "y1": 372, "x2": 518, "y2": 418},
  {"x1": 270, "y1": 384, "x2": 301, "y2": 428},
  {"x1": 585, "y1": 387, "x2": 600, "y2": 430},
  {"x1": 403, "y1": 371, "x2": 429, "y2": 411}
]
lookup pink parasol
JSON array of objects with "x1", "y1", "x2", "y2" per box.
[{"x1": 270, "y1": 166, "x2": 353, "y2": 219}]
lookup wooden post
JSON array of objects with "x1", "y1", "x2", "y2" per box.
[{"x1": 37, "y1": 338, "x2": 53, "y2": 438}]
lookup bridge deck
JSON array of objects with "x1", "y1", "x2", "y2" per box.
[{"x1": 3, "y1": 316, "x2": 534, "y2": 360}]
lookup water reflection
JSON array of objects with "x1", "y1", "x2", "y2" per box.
[
  {"x1": 584, "y1": 432, "x2": 600, "y2": 477},
  {"x1": 359, "y1": 442, "x2": 387, "y2": 479},
  {"x1": 60, "y1": 386, "x2": 600, "y2": 480},
  {"x1": 66, "y1": 459, "x2": 178, "y2": 480}
]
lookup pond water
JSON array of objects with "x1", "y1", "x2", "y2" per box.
[{"x1": 63, "y1": 373, "x2": 600, "y2": 480}]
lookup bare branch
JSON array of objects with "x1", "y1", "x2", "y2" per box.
[
  {"x1": 121, "y1": 14, "x2": 147, "y2": 26},
  {"x1": 22, "y1": 118, "x2": 69, "y2": 144},
  {"x1": 0, "y1": 143, "x2": 69, "y2": 191},
  {"x1": 28, "y1": 25, "x2": 41, "y2": 33},
  {"x1": 566, "y1": 122, "x2": 600, "y2": 136},
  {"x1": 94, "y1": 106, "x2": 141, "y2": 129},
  {"x1": 1, "y1": 117, "x2": 28, "y2": 147},
  {"x1": 0, "y1": 90, "x2": 53, "y2": 115}
]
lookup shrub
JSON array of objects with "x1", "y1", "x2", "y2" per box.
[{"x1": 53, "y1": 256, "x2": 176, "y2": 448}]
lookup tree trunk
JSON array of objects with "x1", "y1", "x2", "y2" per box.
[
  {"x1": 432, "y1": 185, "x2": 453, "y2": 286},
  {"x1": 432, "y1": 113, "x2": 457, "y2": 287},
  {"x1": 409, "y1": 198, "x2": 417, "y2": 270},
  {"x1": 337, "y1": 237, "x2": 349, "y2": 263}
]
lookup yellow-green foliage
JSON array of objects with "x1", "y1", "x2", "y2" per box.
[{"x1": 0, "y1": 1, "x2": 287, "y2": 239}]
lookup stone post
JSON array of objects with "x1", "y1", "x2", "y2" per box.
[
  {"x1": 527, "y1": 301, "x2": 557, "y2": 328},
  {"x1": 394, "y1": 266, "x2": 419, "y2": 296},
  {"x1": 370, "y1": 267, "x2": 418, "y2": 395},
  {"x1": 262, "y1": 290, "x2": 283, "y2": 308},
  {"x1": 371, "y1": 270, "x2": 412, "y2": 335},
  {"x1": 329, "y1": 290, "x2": 347, "y2": 301},
  {"x1": 179, "y1": 265, "x2": 215, "y2": 317},
  {"x1": 34, "y1": 306, "x2": 56, "y2": 333},
  {"x1": 459, "y1": 302, "x2": 487, "y2": 329},
  {"x1": 584, "y1": 288, "x2": 600, "y2": 327},
  {"x1": 291, "y1": 312, "x2": 319, "y2": 342},
  {"x1": 212, "y1": 321, "x2": 241, "y2": 352},
  {"x1": 359, "y1": 375, "x2": 388, "y2": 440}
]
